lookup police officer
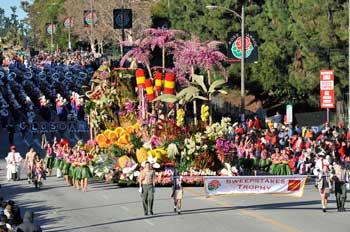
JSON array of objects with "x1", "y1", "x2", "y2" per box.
[
  {"x1": 139, "y1": 161, "x2": 155, "y2": 216},
  {"x1": 333, "y1": 161, "x2": 348, "y2": 212}
]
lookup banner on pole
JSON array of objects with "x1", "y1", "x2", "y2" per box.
[
  {"x1": 204, "y1": 176, "x2": 307, "y2": 197},
  {"x1": 113, "y1": 9, "x2": 132, "y2": 29},
  {"x1": 64, "y1": 17, "x2": 73, "y2": 28},
  {"x1": 320, "y1": 70, "x2": 335, "y2": 109},
  {"x1": 84, "y1": 10, "x2": 97, "y2": 27},
  {"x1": 227, "y1": 31, "x2": 259, "y2": 63},
  {"x1": 46, "y1": 23, "x2": 57, "y2": 35}
]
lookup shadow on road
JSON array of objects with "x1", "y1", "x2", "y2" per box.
[
  {"x1": 46, "y1": 199, "x2": 342, "y2": 231},
  {"x1": 0, "y1": 183, "x2": 63, "y2": 230}
]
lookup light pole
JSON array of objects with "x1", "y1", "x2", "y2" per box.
[
  {"x1": 206, "y1": 4, "x2": 245, "y2": 122},
  {"x1": 348, "y1": 0, "x2": 350, "y2": 128}
]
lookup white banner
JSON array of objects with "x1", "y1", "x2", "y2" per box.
[{"x1": 204, "y1": 176, "x2": 308, "y2": 197}]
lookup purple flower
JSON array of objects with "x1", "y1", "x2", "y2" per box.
[{"x1": 124, "y1": 102, "x2": 134, "y2": 113}]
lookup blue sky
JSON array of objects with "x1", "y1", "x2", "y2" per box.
[{"x1": 1, "y1": 0, "x2": 28, "y2": 20}]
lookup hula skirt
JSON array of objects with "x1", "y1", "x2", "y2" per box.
[
  {"x1": 62, "y1": 162, "x2": 71, "y2": 176},
  {"x1": 75, "y1": 166, "x2": 92, "y2": 179},
  {"x1": 68, "y1": 165, "x2": 75, "y2": 178},
  {"x1": 54, "y1": 158, "x2": 63, "y2": 170},
  {"x1": 269, "y1": 163, "x2": 292, "y2": 175},
  {"x1": 259, "y1": 159, "x2": 271, "y2": 172},
  {"x1": 269, "y1": 163, "x2": 278, "y2": 175},
  {"x1": 45, "y1": 156, "x2": 55, "y2": 169}
]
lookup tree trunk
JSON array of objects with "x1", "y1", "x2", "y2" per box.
[
  {"x1": 191, "y1": 66, "x2": 197, "y2": 126},
  {"x1": 208, "y1": 70, "x2": 212, "y2": 125}
]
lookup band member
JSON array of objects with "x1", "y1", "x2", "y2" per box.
[{"x1": 5, "y1": 146, "x2": 23, "y2": 181}]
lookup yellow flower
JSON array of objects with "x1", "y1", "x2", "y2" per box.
[
  {"x1": 176, "y1": 109, "x2": 185, "y2": 127},
  {"x1": 201, "y1": 104, "x2": 209, "y2": 122}
]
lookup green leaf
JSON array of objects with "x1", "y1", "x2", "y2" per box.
[
  {"x1": 194, "y1": 96, "x2": 208, "y2": 101},
  {"x1": 218, "y1": 89, "x2": 228, "y2": 95},
  {"x1": 192, "y1": 74, "x2": 207, "y2": 93},
  {"x1": 208, "y1": 80, "x2": 226, "y2": 94},
  {"x1": 152, "y1": 94, "x2": 178, "y2": 103},
  {"x1": 176, "y1": 86, "x2": 199, "y2": 98}
]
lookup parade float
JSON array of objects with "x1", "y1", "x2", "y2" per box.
[{"x1": 82, "y1": 29, "x2": 238, "y2": 186}]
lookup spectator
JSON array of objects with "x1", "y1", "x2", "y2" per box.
[
  {"x1": 16, "y1": 211, "x2": 42, "y2": 232},
  {"x1": 3, "y1": 204, "x2": 12, "y2": 220}
]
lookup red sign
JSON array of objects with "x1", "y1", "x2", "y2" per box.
[
  {"x1": 288, "y1": 179, "x2": 301, "y2": 191},
  {"x1": 320, "y1": 70, "x2": 334, "y2": 108}
]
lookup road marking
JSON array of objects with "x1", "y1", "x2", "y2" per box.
[
  {"x1": 186, "y1": 187, "x2": 301, "y2": 232},
  {"x1": 121, "y1": 206, "x2": 130, "y2": 211},
  {"x1": 240, "y1": 210, "x2": 302, "y2": 232},
  {"x1": 144, "y1": 219, "x2": 155, "y2": 226}
]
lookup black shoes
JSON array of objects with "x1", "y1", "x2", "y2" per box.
[
  {"x1": 174, "y1": 207, "x2": 177, "y2": 213},
  {"x1": 178, "y1": 211, "x2": 181, "y2": 215},
  {"x1": 150, "y1": 211, "x2": 154, "y2": 215},
  {"x1": 322, "y1": 208, "x2": 326, "y2": 213},
  {"x1": 144, "y1": 212, "x2": 148, "y2": 216}
]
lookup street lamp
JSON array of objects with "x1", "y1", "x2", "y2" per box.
[{"x1": 206, "y1": 4, "x2": 246, "y2": 122}]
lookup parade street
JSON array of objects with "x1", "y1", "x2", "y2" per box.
[{"x1": 1, "y1": 163, "x2": 350, "y2": 232}]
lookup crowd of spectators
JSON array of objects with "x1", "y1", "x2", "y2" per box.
[{"x1": 0, "y1": 196, "x2": 41, "y2": 232}]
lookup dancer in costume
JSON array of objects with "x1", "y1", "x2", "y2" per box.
[
  {"x1": 269, "y1": 147, "x2": 280, "y2": 175},
  {"x1": 68, "y1": 150, "x2": 77, "y2": 188},
  {"x1": 72, "y1": 149, "x2": 81, "y2": 190},
  {"x1": 62, "y1": 146, "x2": 72, "y2": 186},
  {"x1": 277, "y1": 149, "x2": 292, "y2": 175},
  {"x1": 24, "y1": 147, "x2": 36, "y2": 183},
  {"x1": 53, "y1": 137, "x2": 63, "y2": 178},
  {"x1": 237, "y1": 141, "x2": 245, "y2": 170},
  {"x1": 78, "y1": 150, "x2": 92, "y2": 192},
  {"x1": 42, "y1": 142, "x2": 54, "y2": 176},
  {"x1": 33, "y1": 153, "x2": 45, "y2": 189}
]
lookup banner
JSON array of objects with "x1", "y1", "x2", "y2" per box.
[
  {"x1": 113, "y1": 9, "x2": 133, "y2": 29},
  {"x1": 46, "y1": 23, "x2": 57, "y2": 35},
  {"x1": 227, "y1": 31, "x2": 259, "y2": 63},
  {"x1": 64, "y1": 17, "x2": 73, "y2": 28},
  {"x1": 286, "y1": 104, "x2": 293, "y2": 124},
  {"x1": 320, "y1": 70, "x2": 334, "y2": 108},
  {"x1": 204, "y1": 176, "x2": 307, "y2": 197},
  {"x1": 84, "y1": 10, "x2": 97, "y2": 27}
]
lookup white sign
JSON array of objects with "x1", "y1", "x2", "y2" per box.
[
  {"x1": 204, "y1": 176, "x2": 307, "y2": 197},
  {"x1": 286, "y1": 104, "x2": 293, "y2": 124}
]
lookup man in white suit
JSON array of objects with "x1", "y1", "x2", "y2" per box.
[{"x1": 5, "y1": 146, "x2": 23, "y2": 181}]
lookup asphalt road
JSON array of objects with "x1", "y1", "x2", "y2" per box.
[
  {"x1": 2, "y1": 163, "x2": 350, "y2": 232},
  {"x1": 1, "y1": 130, "x2": 350, "y2": 231}
]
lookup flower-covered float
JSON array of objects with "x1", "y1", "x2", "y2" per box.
[{"x1": 80, "y1": 29, "x2": 249, "y2": 186}]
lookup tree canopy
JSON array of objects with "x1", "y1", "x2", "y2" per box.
[{"x1": 152, "y1": 0, "x2": 349, "y2": 109}]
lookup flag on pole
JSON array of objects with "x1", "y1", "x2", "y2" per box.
[
  {"x1": 64, "y1": 17, "x2": 73, "y2": 28},
  {"x1": 46, "y1": 23, "x2": 57, "y2": 35},
  {"x1": 84, "y1": 10, "x2": 97, "y2": 27}
]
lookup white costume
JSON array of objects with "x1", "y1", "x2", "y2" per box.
[{"x1": 5, "y1": 151, "x2": 23, "y2": 181}]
